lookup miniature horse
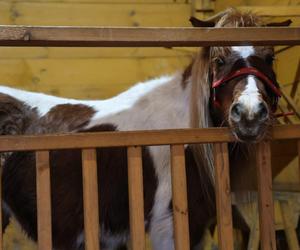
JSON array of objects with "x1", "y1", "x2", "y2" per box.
[{"x1": 0, "y1": 9, "x2": 291, "y2": 250}]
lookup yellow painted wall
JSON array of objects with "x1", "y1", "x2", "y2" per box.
[
  {"x1": 0, "y1": 0, "x2": 194, "y2": 99},
  {"x1": 0, "y1": 0, "x2": 300, "y2": 249}
]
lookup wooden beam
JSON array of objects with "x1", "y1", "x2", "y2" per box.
[
  {"x1": 290, "y1": 59, "x2": 300, "y2": 98},
  {"x1": 281, "y1": 89, "x2": 300, "y2": 119},
  {"x1": 82, "y1": 149, "x2": 100, "y2": 250},
  {"x1": 213, "y1": 143, "x2": 233, "y2": 250},
  {"x1": 0, "y1": 125, "x2": 300, "y2": 152},
  {"x1": 127, "y1": 146, "x2": 146, "y2": 250},
  {"x1": 256, "y1": 142, "x2": 276, "y2": 250},
  {"x1": 36, "y1": 150, "x2": 52, "y2": 250},
  {"x1": 170, "y1": 144, "x2": 190, "y2": 250},
  {"x1": 0, "y1": 26, "x2": 299, "y2": 47}
]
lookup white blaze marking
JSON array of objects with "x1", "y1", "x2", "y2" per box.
[
  {"x1": 238, "y1": 76, "x2": 260, "y2": 118},
  {"x1": 232, "y1": 46, "x2": 254, "y2": 58}
]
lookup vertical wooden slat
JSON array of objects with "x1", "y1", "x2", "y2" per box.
[
  {"x1": 0, "y1": 156, "x2": 3, "y2": 250},
  {"x1": 256, "y1": 142, "x2": 276, "y2": 250},
  {"x1": 170, "y1": 144, "x2": 190, "y2": 250},
  {"x1": 213, "y1": 143, "x2": 233, "y2": 250},
  {"x1": 280, "y1": 200, "x2": 300, "y2": 250},
  {"x1": 247, "y1": 208, "x2": 260, "y2": 250},
  {"x1": 82, "y1": 148, "x2": 100, "y2": 250},
  {"x1": 298, "y1": 140, "x2": 300, "y2": 182},
  {"x1": 127, "y1": 146, "x2": 145, "y2": 250},
  {"x1": 36, "y1": 150, "x2": 52, "y2": 250}
]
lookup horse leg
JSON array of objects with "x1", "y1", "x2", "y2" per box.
[
  {"x1": 2, "y1": 205, "x2": 10, "y2": 234},
  {"x1": 150, "y1": 209, "x2": 174, "y2": 250},
  {"x1": 149, "y1": 178, "x2": 174, "y2": 250}
]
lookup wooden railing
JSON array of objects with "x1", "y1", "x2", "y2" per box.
[
  {"x1": 0, "y1": 25, "x2": 299, "y2": 250},
  {"x1": 0, "y1": 125, "x2": 300, "y2": 250}
]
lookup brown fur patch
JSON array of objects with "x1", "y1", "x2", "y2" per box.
[
  {"x1": 0, "y1": 93, "x2": 38, "y2": 136},
  {"x1": 28, "y1": 104, "x2": 96, "y2": 134}
]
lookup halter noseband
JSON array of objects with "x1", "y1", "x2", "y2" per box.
[{"x1": 211, "y1": 67, "x2": 281, "y2": 112}]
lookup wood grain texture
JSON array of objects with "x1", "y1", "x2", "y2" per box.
[
  {"x1": 170, "y1": 144, "x2": 190, "y2": 250},
  {"x1": 298, "y1": 141, "x2": 300, "y2": 184},
  {"x1": 281, "y1": 89, "x2": 300, "y2": 119},
  {"x1": 82, "y1": 149, "x2": 100, "y2": 250},
  {"x1": 35, "y1": 150, "x2": 52, "y2": 250},
  {"x1": 0, "y1": 26, "x2": 299, "y2": 47},
  {"x1": 238, "y1": 6, "x2": 300, "y2": 17},
  {"x1": 127, "y1": 146, "x2": 145, "y2": 250},
  {"x1": 213, "y1": 143, "x2": 233, "y2": 250},
  {"x1": 0, "y1": 125, "x2": 300, "y2": 152},
  {"x1": 256, "y1": 142, "x2": 276, "y2": 250},
  {"x1": 280, "y1": 200, "x2": 299, "y2": 250},
  {"x1": 0, "y1": 159, "x2": 2, "y2": 250},
  {"x1": 12, "y1": 3, "x2": 190, "y2": 26}
]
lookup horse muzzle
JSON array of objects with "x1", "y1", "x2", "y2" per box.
[{"x1": 229, "y1": 101, "x2": 270, "y2": 142}]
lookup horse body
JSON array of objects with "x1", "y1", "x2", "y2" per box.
[
  {"x1": 0, "y1": 8, "x2": 290, "y2": 250},
  {"x1": 3, "y1": 71, "x2": 213, "y2": 249}
]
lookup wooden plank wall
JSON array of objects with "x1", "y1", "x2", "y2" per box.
[
  {"x1": 0, "y1": 0, "x2": 194, "y2": 99},
  {"x1": 1, "y1": 0, "x2": 300, "y2": 250}
]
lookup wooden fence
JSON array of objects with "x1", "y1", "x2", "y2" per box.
[
  {"x1": 0, "y1": 25, "x2": 299, "y2": 250},
  {"x1": 0, "y1": 125, "x2": 299, "y2": 250}
]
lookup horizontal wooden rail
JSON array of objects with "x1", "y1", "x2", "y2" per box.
[
  {"x1": 0, "y1": 26, "x2": 299, "y2": 47},
  {"x1": 0, "y1": 125, "x2": 299, "y2": 152}
]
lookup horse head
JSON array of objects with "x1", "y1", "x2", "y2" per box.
[{"x1": 190, "y1": 8, "x2": 291, "y2": 143}]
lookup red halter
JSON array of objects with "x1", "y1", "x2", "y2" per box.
[{"x1": 211, "y1": 67, "x2": 282, "y2": 112}]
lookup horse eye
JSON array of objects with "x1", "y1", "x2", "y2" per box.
[
  {"x1": 265, "y1": 55, "x2": 275, "y2": 65},
  {"x1": 214, "y1": 57, "x2": 225, "y2": 67}
]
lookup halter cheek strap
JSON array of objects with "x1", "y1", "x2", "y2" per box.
[{"x1": 211, "y1": 67, "x2": 282, "y2": 112}]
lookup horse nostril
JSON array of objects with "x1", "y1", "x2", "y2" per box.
[
  {"x1": 257, "y1": 103, "x2": 268, "y2": 120},
  {"x1": 231, "y1": 103, "x2": 243, "y2": 121}
]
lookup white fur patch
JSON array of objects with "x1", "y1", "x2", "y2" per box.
[
  {"x1": 238, "y1": 76, "x2": 260, "y2": 118},
  {"x1": 232, "y1": 46, "x2": 254, "y2": 59},
  {"x1": 75, "y1": 229, "x2": 128, "y2": 250},
  {"x1": 0, "y1": 76, "x2": 171, "y2": 118},
  {"x1": 88, "y1": 75, "x2": 172, "y2": 123},
  {"x1": 0, "y1": 86, "x2": 79, "y2": 116}
]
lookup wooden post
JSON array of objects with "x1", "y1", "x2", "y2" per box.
[
  {"x1": 170, "y1": 144, "x2": 190, "y2": 250},
  {"x1": 127, "y1": 146, "x2": 146, "y2": 250},
  {"x1": 213, "y1": 143, "x2": 234, "y2": 250},
  {"x1": 298, "y1": 141, "x2": 300, "y2": 183},
  {"x1": 256, "y1": 142, "x2": 276, "y2": 250},
  {"x1": 0, "y1": 157, "x2": 3, "y2": 250},
  {"x1": 36, "y1": 150, "x2": 52, "y2": 250},
  {"x1": 82, "y1": 149, "x2": 100, "y2": 250}
]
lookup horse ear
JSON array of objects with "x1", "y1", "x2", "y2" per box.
[
  {"x1": 189, "y1": 16, "x2": 215, "y2": 27},
  {"x1": 265, "y1": 19, "x2": 292, "y2": 27}
]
